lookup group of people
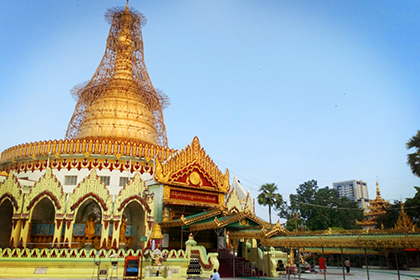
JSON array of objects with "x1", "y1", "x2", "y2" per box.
[
  {"x1": 276, "y1": 257, "x2": 351, "y2": 274},
  {"x1": 209, "y1": 258, "x2": 350, "y2": 279}
]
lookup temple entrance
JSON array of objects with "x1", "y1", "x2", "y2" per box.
[
  {"x1": 122, "y1": 201, "x2": 145, "y2": 250},
  {"x1": 193, "y1": 230, "x2": 218, "y2": 250},
  {"x1": 0, "y1": 199, "x2": 13, "y2": 248},
  {"x1": 29, "y1": 197, "x2": 55, "y2": 248},
  {"x1": 74, "y1": 199, "x2": 102, "y2": 249}
]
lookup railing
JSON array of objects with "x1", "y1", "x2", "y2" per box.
[
  {"x1": 22, "y1": 241, "x2": 82, "y2": 249},
  {"x1": 0, "y1": 138, "x2": 177, "y2": 164}
]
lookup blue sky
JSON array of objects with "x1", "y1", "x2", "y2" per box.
[{"x1": 0, "y1": 0, "x2": 419, "y2": 222}]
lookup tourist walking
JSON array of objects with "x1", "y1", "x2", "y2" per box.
[{"x1": 344, "y1": 259, "x2": 350, "y2": 273}]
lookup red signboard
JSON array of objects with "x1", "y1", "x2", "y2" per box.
[{"x1": 170, "y1": 189, "x2": 218, "y2": 204}]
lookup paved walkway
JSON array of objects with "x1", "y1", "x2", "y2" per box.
[
  {"x1": 0, "y1": 268, "x2": 419, "y2": 279},
  {"x1": 269, "y1": 267, "x2": 419, "y2": 279},
  {"x1": 240, "y1": 267, "x2": 420, "y2": 280}
]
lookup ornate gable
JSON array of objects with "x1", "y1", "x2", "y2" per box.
[
  {"x1": 264, "y1": 222, "x2": 290, "y2": 239},
  {"x1": 67, "y1": 169, "x2": 112, "y2": 217},
  {"x1": 114, "y1": 173, "x2": 153, "y2": 216},
  {"x1": 226, "y1": 187, "x2": 241, "y2": 213},
  {"x1": 155, "y1": 137, "x2": 229, "y2": 193},
  {"x1": 22, "y1": 168, "x2": 66, "y2": 215},
  {"x1": 244, "y1": 192, "x2": 254, "y2": 214},
  {"x1": 0, "y1": 171, "x2": 22, "y2": 212}
]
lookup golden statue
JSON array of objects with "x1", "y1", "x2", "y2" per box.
[
  {"x1": 154, "y1": 254, "x2": 161, "y2": 266},
  {"x1": 152, "y1": 248, "x2": 162, "y2": 266},
  {"x1": 300, "y1": 253, "x2": 305, "y2": 264},
  {"x1": 85, "y1": 218, "x2": 95, "y2": 241},
  {"x1": 162, "y1": 208, "x2": 169, "y2": 222},
  {"x1": 119, "y1": 218, "x2": 127, "y2": 243},
  {"x1": 288, "y1": 249, "x2": 294, "y2": 266}
]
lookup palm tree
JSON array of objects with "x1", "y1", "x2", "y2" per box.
[
  {"x1": 257, "y1": 183, "x2": 284, "y2": 224},
  {"x1": 407, "y1": 130, "x2": 420, "y2": 178}
]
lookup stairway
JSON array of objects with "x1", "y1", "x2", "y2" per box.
[{"x1": 217, "y1": 249, "x2": 246, "y2": 277}]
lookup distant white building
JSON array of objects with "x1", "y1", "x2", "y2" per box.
[{"x1": 333, "y1": 180, "x2": 369, "y2": 209}]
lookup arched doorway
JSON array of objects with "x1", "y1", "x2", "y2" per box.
[
  {"x1": 29, "y1": 197, "x2": 55, "y2": 248},
  {"x1": 122, "y1": 201, "x2": 145, "y2": 250},
  {"x1": 74, "y1": 199, "x2": 102, "y2": 249},
  {"x1": 0, "y1": 199, "x2": 13, "y2": 248}
]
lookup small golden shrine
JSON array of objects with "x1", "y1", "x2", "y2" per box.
[
  {"x1": 356, "y1": 181, "x2": 389, "y2": 229},
  {"x1": 153, "y1": 136, "x2": 233, "y2": 248}
]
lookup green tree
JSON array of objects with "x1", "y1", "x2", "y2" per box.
[
  {"x1": 407, "y1": 130, "x2": 420, "y2": 178},
  {"x1": 288, "y1": 180, "x2": 318, "y2": 222},
  {"x1": 404, "y1": 186, "x2": 420, "y2": 225},
  {"x1": 257, "y1": 183, "x2": 284, "y2": 224},
  {"x1": 285, "y1": 180, "x2": 363, "y2": 231},
  {"x1": 375, "y1": 201, "x2": 401, "y2": 229}
]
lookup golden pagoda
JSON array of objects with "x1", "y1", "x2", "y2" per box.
[
  {"x1": 356, "y1": 181, "x2": 389, "y2": 229},
  {"x1": 65, "y1": 3, "x2": 169, "y2": 147},
  {"x1": 394, "y1": 202, "x2": 418, "y2": 232}
]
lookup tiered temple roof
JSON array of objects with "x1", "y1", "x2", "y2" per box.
[{"x1": 356, "y1": 181, "x2": 390, "y2": 228}]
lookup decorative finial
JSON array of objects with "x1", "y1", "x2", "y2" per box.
[
  {"x1": 376, "y1": 180, "x2": 380, "y2": 197},
  {"x1": 125, "y1": 0, "x2": 129, "y2": 12}
]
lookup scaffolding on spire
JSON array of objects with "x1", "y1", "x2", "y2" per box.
[{"x1": 66, "y1": 6, "x2": 169, "y2": 147}]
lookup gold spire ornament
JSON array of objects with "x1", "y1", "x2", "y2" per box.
[{"x1": 66, "y1": 5, "x2": 169, "y2": 147}]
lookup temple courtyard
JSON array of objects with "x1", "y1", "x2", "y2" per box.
[{"x1": 1, "y1": 267, "x2": 420, "y2": 280}]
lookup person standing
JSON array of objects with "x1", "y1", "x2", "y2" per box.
[
  {"x1": 318, "y1": 257, "x2": 326, "y2": 272},
  {"x1": 344, "y1": 259, "x2": 350, "y2": 273}
]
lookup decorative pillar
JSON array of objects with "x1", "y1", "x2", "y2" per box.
[
  {"x1": 100, "y1": 215, "x2": 112, "y2": 249},
  {"x1": 9, "y1": 214, "x2": 22, "y2": 248},
  {"x1": 17, "y1": 214, "x2": 30, "y2": 248},
  {"x1": 63, "y1": 214, "x2": 75, "y2": 248},
  {"x1": 53, "y1": 214, "x2": 65, "y2": 248},
  {"x1": 145, "y1": 190, "x2": 155, "y2": 237},
  {"x1": 111, "y1": 215, "x2": 121, "y2": 250}
]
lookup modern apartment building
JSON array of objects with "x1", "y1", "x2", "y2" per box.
[{"x1": 333, "y1": 180, "x2": 369, "y2": 209}]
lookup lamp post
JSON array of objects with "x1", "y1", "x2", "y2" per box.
[{"x1": 288, "y1": 209, "x2": 301, "y2": 232}]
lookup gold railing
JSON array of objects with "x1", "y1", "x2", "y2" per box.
[{"x1": 0, "y1": 138, "x2": 177, "y2": 164}]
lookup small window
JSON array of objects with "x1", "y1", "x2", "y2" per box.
[
  {"x1": 119, "y1": 177, "x2": 129, "y2": 187},
  {"x1": 99, "y1": 176, "x2": 110, "y2": 186},
  {"x1": 64, "y1": 175, "x2": 77, "y2": 185}
]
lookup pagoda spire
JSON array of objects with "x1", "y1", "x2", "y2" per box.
[
  {"x1": 66, "y1": 5, "x2": 169, "y2": 147},
  {"x1": 356, "y1": 180, "x2": 389, "y2": 230},
  {"x1": 375, "y1": 181, "x2": 381, "y2": 198}
]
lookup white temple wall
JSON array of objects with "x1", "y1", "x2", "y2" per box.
[{"x1": 15, "y1": 168, "x2": 155, "y2": 195}]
